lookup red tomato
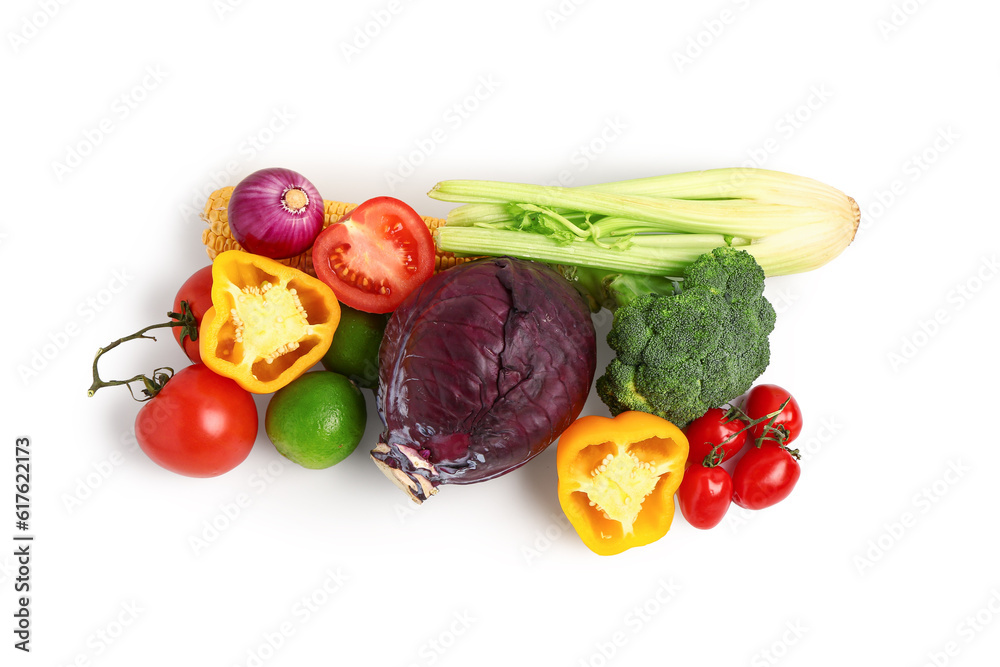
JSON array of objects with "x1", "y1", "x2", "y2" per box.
[
  {"x1": 731, "y1": 443, "x2": 800, "y2": 510},
  {"x1": 744, "y1": 384, "x2": 803, "y2": 445},
  {"x1": 684, "y1": 408, "x2": 748, "y2": 466},
  {"x1": 172, "y1": 265, "x2": 214, "y2": 363},
  {"x1": 312, "y1": 197, "x2": 435, "y2": 314},
  {"x1": 134, "y1": 364, "x2": 257, "y2": 477},
  {"x1": 677, "y1": 464, "x2": 732, "y2": 529}
]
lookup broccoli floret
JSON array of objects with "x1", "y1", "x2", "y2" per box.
[{"x1": 595, "y1": 247, "x2": 775, "y2": 427}]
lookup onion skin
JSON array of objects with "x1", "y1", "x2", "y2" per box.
[
  {"x1": 228, "y1": 168, "x2": 325, "y2": 259},
  {"x1": 373, "y1": 257, "x2": 597, "y2": 501}
]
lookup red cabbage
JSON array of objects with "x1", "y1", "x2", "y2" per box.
[{"x1": 372, "y1": 257, "x2": 596, "y2": 502}]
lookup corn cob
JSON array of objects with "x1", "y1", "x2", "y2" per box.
[{"x1": 201, "y1": 187, "x2": 472, "y2": 276}]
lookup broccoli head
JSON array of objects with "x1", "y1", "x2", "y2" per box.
[{"x1": 595, "y1": 246, "x2": 776, "y2": 427}]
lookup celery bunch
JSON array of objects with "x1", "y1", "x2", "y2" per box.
[{"x1": 427, "y1": 168, "x2": 859, "y2": 279}]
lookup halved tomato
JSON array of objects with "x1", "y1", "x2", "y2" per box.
[{"x1": 312, "y1": 196, "x2": 435, "y2": 313}]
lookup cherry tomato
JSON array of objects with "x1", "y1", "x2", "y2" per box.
[
  {"x1": 172, "y1": 265, "x2": 214, "y2": 363},
  {"x1": 134, "y1": 364, "x2": 257, "y2": 477},
  {"x1": 731, "y1": 443, "x2": 800, "y2": 510},
  {"x1": 744, "y1": 384, "x2": 803, "y2": 445},
  {"x1": 677, "y1": 464, "x2": 732, "y2": 529},
  {"x1": 312, "y1": 197, "x2": 435, "y2": 314},
  {"x1": 684, "y1": 408, "x2": 748, "y2": 466}
]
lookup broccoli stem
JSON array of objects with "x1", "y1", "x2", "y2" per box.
[{"x1": 557, "y1": 266, "x2": 680, "y2": 312}]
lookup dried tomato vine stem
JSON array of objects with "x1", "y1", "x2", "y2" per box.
[{"x1": 87, "y1": 301, "x2": 199, "y2": 401}]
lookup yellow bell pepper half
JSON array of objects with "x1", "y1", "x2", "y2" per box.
[
  {"x1": 199, "y1": 250, "x2": 340, "y2": 394},
  {"x1": 557, "y1": 411, "x2": 689, "y2": 556}
]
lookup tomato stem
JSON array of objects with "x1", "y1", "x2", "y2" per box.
[
  {"x1": 708, "y1": 397, "x2": 792, "y2": 451},
  {"x1": 723, "y1": 404, "x2": 748, "y2": 424},
  {"x1": 702, "y1": 443, "x2": 726, "y2": 468},
  {"x1": 751, "y1": 397, "x2": 792, "y2": 448},
  {"x1": 86, "y1": 301, "x2": 199, "y2": 401}
]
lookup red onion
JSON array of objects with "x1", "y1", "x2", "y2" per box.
[{"x1": 228, "y1": 168, "x2": 325, "y2": 259}]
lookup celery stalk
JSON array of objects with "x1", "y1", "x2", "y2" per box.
[
  {"x1": 435, "y1": 227, "x2": 732, "y2": 276},
  {"x1": 427, "y1": 168, "x2": 860, "y2": 279},
  {"x1": 430, "y1": 180, "x2": 825, "y2": 238}
]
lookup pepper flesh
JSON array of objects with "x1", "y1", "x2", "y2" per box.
[
  {"x1": 199, "y1": 250, "x2": 340, "y2": 393},
  {"x1": 557, "y1": 411, "x2": 688, "y2": 556}
]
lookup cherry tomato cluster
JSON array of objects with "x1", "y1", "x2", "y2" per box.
[{"x1": 677, "y1": 384, "x2": 803, "y2": 530}]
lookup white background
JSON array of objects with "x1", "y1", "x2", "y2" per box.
[{"x1": 3, "y1": 0, "x2": 999, "y2": 665}]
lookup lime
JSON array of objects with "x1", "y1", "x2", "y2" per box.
[
  {"x1": 321, "y1": 305, "x2": 389, "y2": 389},
  {"x1": 264, "y1": 371, "x2": 367, "y2": 469}
]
